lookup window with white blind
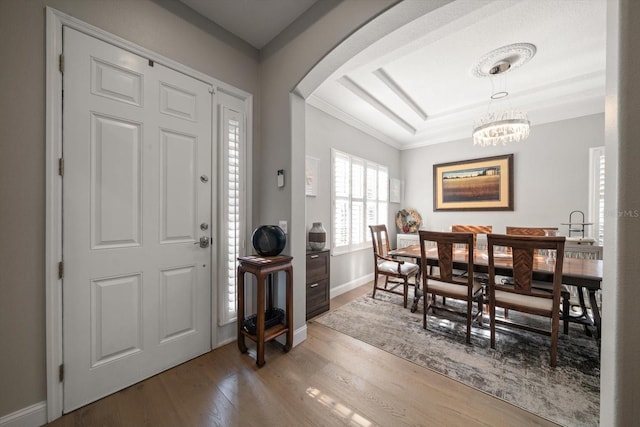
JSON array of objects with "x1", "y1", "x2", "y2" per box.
[
  {"x1": 332, "y1": 149, "x2": 388, "y2": 254},
  {"x1": 219, "y1": 106, "x2": 245, "y2": 325},
  {"x1": 588, "y1": 146, "x2": 605, "y2": 245}
]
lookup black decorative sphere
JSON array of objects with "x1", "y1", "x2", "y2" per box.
[{"x1": 251, "y1": 225, "x2": 286, "y2": 256}]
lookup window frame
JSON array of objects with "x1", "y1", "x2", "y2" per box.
[
  {"x1": 331, "y1": 149, "x2": 389, "y2": 255},
  {"x1": 588, "y1": 146, "x2": 605, "y2": 245}
]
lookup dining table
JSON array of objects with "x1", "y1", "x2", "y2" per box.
[{"x1": 389, "y1": 244, "x2": 604, "y2": 340}]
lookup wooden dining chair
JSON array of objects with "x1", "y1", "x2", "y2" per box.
[
  {"x1": 505, "y1": 226, "x2": 571, "y2": 333},
  {"x1": 487, "y1": 233, "x2": 566, "y2": 367},
  {"x1": 369, "y1": 224, "x2": 419, "y2": 308},
  {"x1": 419, "y1": 230, "x2": 484, "y2": 344}
]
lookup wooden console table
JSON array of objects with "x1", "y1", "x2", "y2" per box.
[{"x1": 237, "y1": 255, "x2": 293, "y2": 367}]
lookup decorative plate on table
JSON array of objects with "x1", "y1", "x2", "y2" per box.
[{"x1": 396, "y1": 208, "x2": 422, "y2": 233}]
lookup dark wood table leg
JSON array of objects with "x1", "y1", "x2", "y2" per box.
[
  {"x1": 237, "y1": 266, "x2": 248, "y2": 354},
  {"x1": 589, "y1": 289, "x2": 601, "y2": 343},
  {"x1": 411, "y1": 285, "x2": 423, "y2": 313},
  {"x1": 256, "y1": 270, "x2": 266, "y2": 367},
  {"x1": 284, "y1": 265, "x2": 293, "y2": 352}
]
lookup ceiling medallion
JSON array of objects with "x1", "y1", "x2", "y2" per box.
[
  {"x1": 471, "y1": 43, "x2": 537, "y2": 78},
  {"x1": 472, "y1": 43, "x2": 536, "y2": 147}
]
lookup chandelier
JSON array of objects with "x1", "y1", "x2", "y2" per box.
[
  {"x1": 472, "y1": 110, "x2": 530, "y2": 147},
  {"x1": 472, "y1": 44, "x2": 536, "y2": 147}
]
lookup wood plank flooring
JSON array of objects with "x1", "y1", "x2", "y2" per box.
[{"x1": 47, "y1": 284, "x2": 557, "y2": 426}]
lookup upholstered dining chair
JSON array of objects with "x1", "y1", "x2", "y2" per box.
[
  {"x1": 505, "y1": 226, "x2": 571, "y2": 333},
  {"x1": 419, "y1": 230, "x2": 484, "y2": 344},
  {"x1": 369, "y1": 224, "x2": 419, "y2": 308},
  {"x1": 486, "y1": 233, "x2": 566, "y2": 367}
]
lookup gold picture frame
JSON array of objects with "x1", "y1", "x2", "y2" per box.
[{"x1": 433, "y1": 154, "x2": 513, "y2": 211}]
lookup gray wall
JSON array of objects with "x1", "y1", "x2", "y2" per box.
[
  {"x1": 257, "y1": 0, "x2": 397, "y2": 334},
  {"x1": 0, "y1": 0, "x2": 259, "y2": 417},
  {"x1": 401, "y1": 114, "x2": 604, "y2": 235},
  {"x1": 305, "y1": 105, "x2": 402, "y2": 292}
]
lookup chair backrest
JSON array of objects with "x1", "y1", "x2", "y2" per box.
[
  {"x1": 506, "y1": 226, "x2": 558, "y2": 236},
  {"x1": 419, "y1": 230, "x2": 474, "y2": 285},
  {"x1": 451, "y1": 225, "x2": 492, "y2": 248},
  {"x1": 369, "y1": 224, "x2": 391, "y2": 259},
  {"x1": 487, "y1": 234, "x2": 565, "y2": 296},
  {"x1": 506, "y1": 227, "x2": 559, "y2": 255}
]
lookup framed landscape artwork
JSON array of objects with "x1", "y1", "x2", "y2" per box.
[{"x1": 433, "y1": 154, "x2": 514, "y2": 211}]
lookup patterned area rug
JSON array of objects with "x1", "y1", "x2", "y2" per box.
[{"x1": 314, "y1": 290, "x2": 600, "y2": 427}]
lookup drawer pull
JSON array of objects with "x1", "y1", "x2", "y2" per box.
[
  {"x1": 310, "y1": 283, "x2": 319, "y2": 288},
  {"x1": 310, "y1": 255, "x2": 319, "y2": 259}
]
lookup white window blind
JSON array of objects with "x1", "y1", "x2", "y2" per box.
[
  {"x1": 588, "y1": 146, "x2": 605, "y2": 245},
  {"x1": 332, "y1": 149, "x2": 388, "y2": 254},
  {"x1": 219, "y1": 106, "x2": 245, "y2": 325}
]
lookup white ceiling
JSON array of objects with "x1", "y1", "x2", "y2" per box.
[
  {"x1": 182, "y1": 0, "x2": 607, "y2": 150},
  {"x1": 178, "y1": 0, "x2": 318, "y2": 49}
]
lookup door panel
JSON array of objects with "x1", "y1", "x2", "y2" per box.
[
  {"x1": 63, "y1": 26, "x2": 213, "y2": 412},
  {"x1": 91, "y1": 274, "x2": 142, "y2": 366},
  {"x1": 91, "y1": 114, "x2": 142, "y2": 248},
  {"x1": 91, "y1": 57, "x2": 143, "y2": 106},
  {"x1": 160, "y1": 130, "x2": 197, "y2": 243},
  {"x1": 159, "y1": 265, "x2": 197, "y2": 342},
  {"x1": 160, "y1": 82, "x2": 198, "y2": 121}
]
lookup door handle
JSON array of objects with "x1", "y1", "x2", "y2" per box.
[{"x1": 194, "y1": 236, "x2": 210, "y2": 248}]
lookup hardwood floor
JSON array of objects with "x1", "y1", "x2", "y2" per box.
[{"x1": 47, "y1": 284, "x2": 557, "y2": 426}]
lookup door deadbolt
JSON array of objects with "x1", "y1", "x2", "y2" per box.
[
  {"x1": 200, "y1": 175, "x2": 209, "y2": 183},
  {"x1": 200, "y1": 223, "x2": 209, "y2": 231}
]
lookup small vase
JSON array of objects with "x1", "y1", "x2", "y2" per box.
[{"x1": 308, "y1": 222, "x2": 327, "y2": 251}]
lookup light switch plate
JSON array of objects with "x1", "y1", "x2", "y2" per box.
[{"x1": 278, "y1": 220, "x2": 287, "y2": 234}]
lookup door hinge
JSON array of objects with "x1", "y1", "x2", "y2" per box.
[
  {"x1": 58, "y1": 261, "x2": 64, "y2": 279},
  {"x1": 59, "y1": 364, "x2": 64, "y2": 382},
  {"x1": 59, "y1": 54, "x2": 64, "y2": 73},
  {"x1": 58, "y1": 158, "x2": 64, "y2": 176}
]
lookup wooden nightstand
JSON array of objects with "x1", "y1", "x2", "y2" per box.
[{"x1": 306, "y1": 249, "x2": 330, "y2": 320}]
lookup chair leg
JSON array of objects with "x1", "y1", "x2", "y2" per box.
[
  {"x1": 562, "y1": 292, "x2": 570, "y2": 335},
  {"x1": 372, "y1": 274, "x2": 378, "y2": 299},
  {"x1": 551, "y1": 313, "x2": 559, "y2": 367},
  {"x1": 477, "y1": 295, "x2": 483, "y2": 327},
  {"x1": 490, "y1": 300, "x2": 496, "y2": 349},
  {"x1": 423, "y1": 289, "x2": 428, "y2": 329},
  {"x1": 466, "y1": 298, "x2": 472, "y2": 344},
  {"x1": 403, "y1": 279, "x2": 408, "y2": 308}
]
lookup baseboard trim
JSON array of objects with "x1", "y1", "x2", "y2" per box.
[
  {"x1": 292, "y1": 324, "x2": 307, "y2": 347},
  {"x1": 0, "y1": 402, "x2": 47, "y2": 427},
  {"x1": 275, "y1": 323, "x2": 307, "y2": 347},
  {"x1": 330, "y1": 274, "x2": 373, "y2": 299}
]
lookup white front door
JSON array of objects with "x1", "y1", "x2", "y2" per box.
[{"x1": 62, "y1": 27, "x2": 213, "y2": 411}]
